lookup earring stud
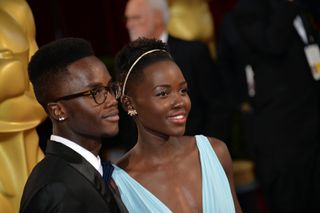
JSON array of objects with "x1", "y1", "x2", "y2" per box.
[
  {"x1": 58, "y1": 117, "x2": 65, "y2": 121},
  {"x1": 128, "y1": 109, "x2": 137, "y2": 116}
]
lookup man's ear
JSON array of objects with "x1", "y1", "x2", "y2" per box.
[{"x1": 47, "y1": 102, "x2": 67, "y2": 122}]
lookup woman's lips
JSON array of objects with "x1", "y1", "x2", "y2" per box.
[{"x1": 168, "y1": 114, "x2": 187, "y2": 124}]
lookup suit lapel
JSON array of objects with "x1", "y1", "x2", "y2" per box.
[
  {"x1": 46, "y1": 141, "x2": 128, "y2": 212},
  {"x1": 45, "y1": 141, "x2": 107, "y2": 196}
]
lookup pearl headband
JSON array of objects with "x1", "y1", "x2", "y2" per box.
[{"x1": 121, "y1": 49, "x2": 169, "y2": 97}]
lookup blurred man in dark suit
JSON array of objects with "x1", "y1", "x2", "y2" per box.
[{"x1": 217, "y1": 0, "x2": 320, "y2": 212}]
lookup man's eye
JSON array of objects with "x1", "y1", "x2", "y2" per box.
[
  {"x1": 91, "y1": 87, "x2": 103, "y2": 96},
  {"x1": 91, "y1": 90, "x2": 98, "y2": 96}
]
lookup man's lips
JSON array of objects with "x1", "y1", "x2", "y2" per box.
[{"x1": 102, "y1": 110, "x2": 119, "y2": 122}]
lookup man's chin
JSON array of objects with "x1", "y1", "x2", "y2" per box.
[
  {"x1": 102, "y1": 128, "x2": 119, "y2": 138},
  {"x1": 129, "y1": 35, "x2": 138, "y2": 41},
  {"x1": 129, "y1": 32, "x2": 144, "y2": 41}
]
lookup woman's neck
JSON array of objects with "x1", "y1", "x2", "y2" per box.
[{"x1": 133, "y1": 132, "x2": 181, "y2": 164}]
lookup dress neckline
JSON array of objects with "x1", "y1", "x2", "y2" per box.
[{"x1": 113, "y1": 135, "x2": 205, "y2": 212}]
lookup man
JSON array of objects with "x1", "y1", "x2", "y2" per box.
[
  {"x1": 123, "y1": 0, "x2": 228, "y2": 140},
  {"x1": 218, "y1": 0, "x2": 320, "y2": 212},
  {"x1": 19, "y1": 38, "x2": 127, "y2": 212}
]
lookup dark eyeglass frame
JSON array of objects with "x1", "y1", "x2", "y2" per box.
[{"x1": 53, "y1": 82, "x2": 121, "y2": 105}]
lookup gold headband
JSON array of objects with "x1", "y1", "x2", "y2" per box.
[{"x1": 121, "y1": 49, "x2": 169, "y2": 97}]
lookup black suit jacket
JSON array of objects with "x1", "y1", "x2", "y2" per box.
[
  {"x1": 167, "y1": 35, "x2": 228, "y2": 139},
  {"x1": 218, "y1": 3, "x2": 320, "y2": 211},
  {"x1": 20, "y1": 141, "x2": 128, "y2": 213},
  {"x1": 218, "y1": 0, "x2": 320, "y2": 179}
]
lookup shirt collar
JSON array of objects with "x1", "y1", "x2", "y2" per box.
[
  {"x1": 50, "y1": 135, "x2": 103, "y2": 176},
  {"x1": 159, "y1": 31, "x2": 168, "y2": 43},
  {"x1": 293, "y1": 15, "x2": 308, "y2": 44}
]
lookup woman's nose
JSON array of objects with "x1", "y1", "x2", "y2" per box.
[{"x1": 172, "y1": 93, "x2": 184, "y2": 108}]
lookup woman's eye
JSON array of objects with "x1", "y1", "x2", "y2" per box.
[
  {"x1": 180, "y1": 88, "x2": 189, "y2": 95},
  {"x1": 156, "y1": 91, "x2": 168, "y2": 97}
]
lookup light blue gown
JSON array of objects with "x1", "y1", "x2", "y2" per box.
[{"x1": 112, "y1": 135, "x2": 235, "y2": 213}]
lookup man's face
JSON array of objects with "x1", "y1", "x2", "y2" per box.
[
  {"x1": 53, "y1": 56, "x2": 119, "y2": 139},
  {"x1": 125, "y1": 0, "x2": 156, "y2": 41}
]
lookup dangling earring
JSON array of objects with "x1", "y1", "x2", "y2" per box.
[
  {"x1": 58, "y1": 117, "x2": 65, "y2": 121},
  {"x1": 128, "y1": 109, "x2": 137, "y2": 116}
]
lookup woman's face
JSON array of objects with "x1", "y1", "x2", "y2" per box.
[{"x1": 130, "y1": 60, "x2": 191, "y2": 137}]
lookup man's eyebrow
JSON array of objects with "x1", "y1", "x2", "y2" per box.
[
  {"x1": 86, "y1": 81, "x2": 110, "y2": 89},
  {"x1": 125, "y1": 15, "x2": 141, "y2": 20},
  {"x1": 85, "y1": 83, "x2": 100, "y2": 88}
]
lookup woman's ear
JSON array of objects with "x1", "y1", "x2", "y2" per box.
[
  {"x1": 47, "y1": 102, "x2": 67, "y2": 122},
  {"x1": 121, "y1": 95, "x2": 138, "y2": 116},
  {"x1": 121, "y1": 95, "x2": 131, "y2": 112}
]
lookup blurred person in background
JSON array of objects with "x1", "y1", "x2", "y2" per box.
[{"x1": 217, "y1": 0, "x2": 320, "y2": 212}]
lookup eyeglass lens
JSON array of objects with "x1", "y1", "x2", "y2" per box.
[{"x1": 92, "y1": 83, "x2": 121, "y2": 104}]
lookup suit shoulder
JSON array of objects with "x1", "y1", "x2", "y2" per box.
[
  {"x1": 20, "y1": 181, "x2": 70, "y2": 212},
  {"x1": 28, "y1": 155, "x2": 70, "y2": 180},
  {"x1": 22, "y1": 155, "x2": 74, "y2": 196},
  {"x1": 168, "y1": 34, "x2": 208, "y2": 49}
]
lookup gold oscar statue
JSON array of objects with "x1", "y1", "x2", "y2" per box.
[
  {"x1": 0, "y1": 0, "x2": 46, "y2": 212},
  {"x1": 167, "y1": 0, "x2": 216, "y2": 57}
]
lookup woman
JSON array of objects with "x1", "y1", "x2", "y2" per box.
[{"x1": 112, "y1": 38, "x2": 242, "y2": 212}]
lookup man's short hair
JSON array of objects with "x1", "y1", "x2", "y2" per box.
[
  {"x1": 28, "y1": 37, "x2": 94, "y2": 108},
  {"x1": 148, "y1": 0, "x2": 170, "y2": 25}
]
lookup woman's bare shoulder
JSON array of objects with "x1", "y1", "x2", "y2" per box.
[
  {"x1": 206, "y1": 136, "x2": 229, "y2": 155},
  {"x1": 204, "y1": 136, "x2": 232, "y2": 171}
]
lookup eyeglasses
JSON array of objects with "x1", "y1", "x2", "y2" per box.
[{"x1": 53, "y1": 82, "x2": 121, "y2": 105}]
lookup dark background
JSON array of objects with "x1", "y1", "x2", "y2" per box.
[
  {"x1": 26, "y1": 0, "x2": 237, "y2": 58},
  {"x1": 27, "y1": 0, "x2": 238, "y2": 151}
]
